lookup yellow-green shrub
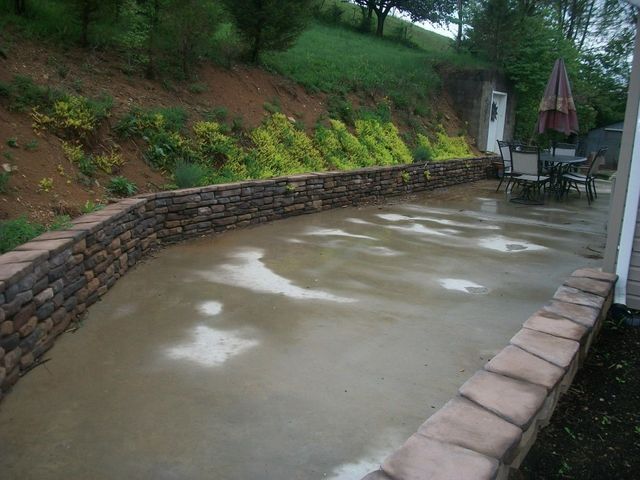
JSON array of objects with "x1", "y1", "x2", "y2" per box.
[
  {"x1": 315, "y1": 119, "x2": 371, "y2": 170},
  {"x1": 249, "y1": 113, "x2": 325, "y2": 178},
  {"x1": 355, "y1": 119, "x2": 412, "y2": 166},
  {"x1": 94, "y1": 152, "x2": 125, "y2": 174},
  {"x1": 61, "y1": 141, "x2": 85, "y2": 164},
  {"x1": 33, "y1": 95, "x2": 109, "y2": 140},
  {"x1": 417, "y1": 129, "x2": 473, "y2": 162}
]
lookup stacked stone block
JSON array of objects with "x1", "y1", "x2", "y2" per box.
[
  {"x1": 0, "y1": 158, "x2": 494, "y2": 399},
  {"x1": 363, "y1": 267, "x2": 617, "y2": 480}
]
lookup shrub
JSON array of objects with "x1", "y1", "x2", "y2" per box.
[
  {"x1": 61, "y1": 141, "x2": 85, "y2": 164},
  {"x1": 4, "y1": 75, "x2": 63, "y2": 112},
  {"x1": 417, "y1": 130, "x2": 473, "y2": 162},
  {"x1": 6, "y1": 138, "x2": 18, "y2": 148},
  {"x1": 249, "y1": 113, "x2": 325, "y2": 178},
  {"x1": 413, "y1": 144, "x2": 432, "y2": 163},
  {"x1": 327, "y1": 95, "x2": 355, "y2": 126},
  {"x1": 314, "y1": 119, "x2": 371, "y2": 170},
  {"x1": 108, "y1": 176, "x2": 138, "y2": 197},
  {"x1": 94, "y1": 151, "x2": 125, "y2": 174},
  {"x1": 38, "y1": 177, "x2": 54, "y2": 192},
  {"x1": 203, "y1": 106, "x2": 228, "y2": 122},
  {"x1": 32, "y1": 93, "x2": 112, "y2": 140},
  {"x1": 115, "y1": 106, "x2": 188, "y2": 138},
  {"x1": 355, "y1": 119, "x2": 412, "y2": 165},
  {"x1": 49, "y1": 215, "x2": 72, "y2": 230},
  {"x1": 173, "y1": 159, "x2": 209, "y2": 188},
  {"x1": 82, "y1": 200, "x2": 104, "y2": 213},
  {"x1": 0, "y1": 217, "x2": 46, "y2": 254},
  {"x1": 0, "y1": 171, "x2": 10, "y2": 193},
  {"x1": 193, "y1": 121, "x2": 242, "y2": 162}
]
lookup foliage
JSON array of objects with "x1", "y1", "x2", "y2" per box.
[
  {"x1": 116, "y1": 106, "x2": 188, "y2": 137},
  {"x1": 314, "y1": 119, "x2": 372, "y2": 169},
  {"x1": 94, "y1": 151, "x2": 125, "y2": 174},
  {"x1": 173, "y1": 159, "x2": 209, "y2": 188},
  {"x1": 0, "y1": 75, "x2": 64, "y2": 112},
  {"x1": 6, "y1": 138, "x2": 18, "y2": 148},
  {"x1": 81, "y1": 199, "x2": 104, "y2": 213},
  {"x1": 413, "y1": 144, "x2": 431, "y2": 162},
  {"x1": 327, "y1": 94, "x2": 356, "y2": 125},
  {"x1": 193, "y1": 121, "x2": 243, "y2": 162},
  {"x1": 0, "y1": 217, "x2": 46, "y2": 254},
  {"x1": 416, "y1": 130, "x2": 473, "y2": 161},
  {"x1": 355, "y1": 118, "x2": 412, "y2": 165},
  {"x1": 249, "y1": 113, "x2": 326, "y2": 178},
  {"x1": 223, "y1": 0, "x2": 314, "y2": 62},
  {"x1": 38, "y1": 177, "x2": 54, "y2": 192},
  {"x1": 107, "y1": 176, "x2": 138, "y2": 197},
  {"x1": 49, "y1": 214, "x2": 72, "y2": 230},
  {"x1": 0, "y1": 171, "x2": 11, "y2": 193}
]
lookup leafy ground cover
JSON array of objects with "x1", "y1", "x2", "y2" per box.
[{"x1": 520, "y1": 313, "x2": 640, "y2": 479}]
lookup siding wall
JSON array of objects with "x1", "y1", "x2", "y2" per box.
[{"x1": 628, "y1": 201, "x2": 640, "y2": 309}]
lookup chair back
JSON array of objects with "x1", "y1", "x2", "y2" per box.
[
  {"x1": 497, "y1": 140, "x2": 512, "y2": 172},
  {"x1": 586, "y1": 147, "x2": 607, "y2": 177},
  {"x1": 510, "y1": 145, "x2": 541, "y2": 176},
  {"x1": 553, "y1": 142, "x2": 577, "y2": 157}
]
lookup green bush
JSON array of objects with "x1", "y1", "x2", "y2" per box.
[
  {"x1": 355, "y1": 118, "x2": 412, "y2": 165},
  {"x1": 107, "y1": 176, "x2": 138, "y2": 197},
  {"x1": 0, "y1": 171, "x2": 11, "y2": 193},
  {"x1": 249, "y1": 113, "x2": 326, "y2": 178},
  {"x1": 413, "y1": 144, "x2": 432, "y2": 163},
  {"x1": 417, "y1": 130, "x2": 473, "y2": 162},
  {"x1": 173, "y1": 159, "x2": 209, "y2": 188},
  {"x1": 314, "y1": 119, "x2": 371, "y2": 169},
  {"x1": 0, "y1": 217, "x2": 46, "y2": 254}
]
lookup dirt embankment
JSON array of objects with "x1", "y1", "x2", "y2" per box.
[{"x1": 0, "y1": 35, "x2": 468, "y2": 224}]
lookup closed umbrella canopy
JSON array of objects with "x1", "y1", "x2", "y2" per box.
[{"x1": 536, "y1": 58, "x2": 579, "y2": 136}]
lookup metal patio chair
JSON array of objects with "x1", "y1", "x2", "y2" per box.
[
  {"x1": 509, "y1": 145, "x2": 550, "y2": 204},
  {"x1": 553, "y1": 142, "x2": 578, "y2": 157},
  {"x1": 562, "y1": 147, "x2": 607, "y2": 205},
  {"x1": 496, "y1": 140, "x2": 518, "y2": 192}
]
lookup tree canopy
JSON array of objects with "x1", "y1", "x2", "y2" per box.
[{"x1": 353, "y1": 0, "x2": 455, "y2": 36}]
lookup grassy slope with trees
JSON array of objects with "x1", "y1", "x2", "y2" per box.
[{"x1": 0, "y1": 0, "x2": 632, "y2": 252}]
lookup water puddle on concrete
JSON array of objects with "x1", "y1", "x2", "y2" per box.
[
  {"x1": 0, "y1": 180, "x2": 609, "y2": 479},
  {"x1": 165, "y1": 325, "x2": 259, "y2": 367},
  {"x1": 440, "y1": 278, "x2": 490, "y2": 294},
  {"x1": 305, "y1": 227, "x2": 377, "y2": 240},
  {"x1": 199, "y1": 248, "x2": 355, "y2": 303},
  {"x1": 478, "y1": 235, "x2": 546, "y2": 252}
]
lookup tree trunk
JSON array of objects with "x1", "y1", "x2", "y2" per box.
[
  {"x1": 251, "y1": 27, "x2": 262, "y2": 63},
  {"x1": 81, "y1": 2, "x2": 90, "y2": 47},
  {"x1": 14, "y1": 0, "x2": 26, "y2": 15},
  {"x1": 145, "y1": 0, "x2": 161, "y2": 79},
  {"x1": 456, "y1": 0, "x2": 463, "y2": 51},
  {"x1": 375, "y1": 9, "x2": 389, "y2": 37}
]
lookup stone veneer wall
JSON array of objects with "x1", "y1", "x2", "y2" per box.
[
  {"x1": 362, "y1": 267, "x2": 617, "y2": 480},
  {"x1": 0, "y1": 157, "x2": 494, "y2": 398}
]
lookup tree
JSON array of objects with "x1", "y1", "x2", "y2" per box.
[
  {"x1": 353, "y1": 0, "x2": 455, "y2": 37},
  {"x1": 14, "y1": 0, "x2": 27, "y2": 15},
  {"x1": 68, "y1": 0, "x2": 102, "y2": 47},
  {"x1": 223, "y1": 0, "x2": 313, "y2": 63}
]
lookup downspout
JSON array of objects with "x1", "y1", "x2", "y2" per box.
[{"x1": 615, "y1": 112, "x2": 640, "y2": 303}]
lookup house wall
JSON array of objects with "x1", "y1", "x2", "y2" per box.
[{"x1": 627, "y1": 200, "x2": 640, "y2": 309}]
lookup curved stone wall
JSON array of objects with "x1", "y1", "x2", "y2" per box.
[{"x1": 0, "y1": 157, "x2": 494, "y2": 398}]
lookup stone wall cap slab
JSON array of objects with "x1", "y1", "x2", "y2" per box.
[
  {"x1": 458, "y1": 370, "x2": 547, "y2": 428},
  {"x1": 571, "y1": 268, "x2": 618, "y2": 283},
  {"x1": 15, "y1": 237, "x2": 73, "y2": 256},
  {"x1": 417, "y1": 395, "x2": 522, "y2": 461},
  {"x1": 553, "y1": 285, "x2": 605, "y2": 309},
  {"x1": 382, "y1": 433, "x2": 498, "y2": 480},
  {"x1": 510, "y1": 328, "x2": 579, "y2": 369},
  {"x1": 32, "y1": 229, "x2": 87, "y2": 241},
  {"x1": 563, "y1": 276, "x2": 612, "y2": 297},
  {"x1": 542, "y1": 300, "x2": 599, "y2": 328},
  {"x1": 485, "y1": 345, "x2": 565, "y2": 391},
  {"x1": 68, "y1": 220, "x2": 107, "y2": 233},
  {"x1": 0, "y1": 250, "x2": 48, "y2": 264},
  {"x1": 524, "y1": 311, "x2": 588, "y2": 342},
  {"x1": 0, "y1": 262, "x2": 33, "y2": 284}
]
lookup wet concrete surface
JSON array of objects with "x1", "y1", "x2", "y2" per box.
[{"x1": 0, "y1": 180, "x2": 611, "y2": 479}]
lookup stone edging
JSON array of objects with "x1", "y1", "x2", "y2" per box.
[
  {"x1": 362, "y1": 268, "x2": 617, "y2": 480},
  {"x1": 0, "y1": 157, "x2": 495, "y2": 399}
]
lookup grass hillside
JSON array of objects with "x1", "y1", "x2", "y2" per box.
[{"x1": 0, "y1": 1, "x2": 486, "y2": 251}]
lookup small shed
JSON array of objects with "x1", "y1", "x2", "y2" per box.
[
  {"x1": 581, "y1": 121, "x2": 624, "y2": 168},
  {"x1": 444, "y1": 69, "x2": 516, "y2": 154}
]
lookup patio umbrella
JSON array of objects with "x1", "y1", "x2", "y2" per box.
[{"x1": 536, "y1": 58, "x2": 579, "y2": 136}]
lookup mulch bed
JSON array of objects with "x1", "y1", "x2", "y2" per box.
[{"x1": 519, "y1": 310, "x2": 640, "y2": 479}]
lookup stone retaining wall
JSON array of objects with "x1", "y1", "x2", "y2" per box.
[
  {"x1": 0, "y1": 157, "x2": 494, "y2": 399},
  {"x1": 362, "y1": 268, "x2": 617, "y2": 480}
]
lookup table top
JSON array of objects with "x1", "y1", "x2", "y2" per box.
[{"x1": 540, "y1": 153, "x2": 587, "y2": 164}]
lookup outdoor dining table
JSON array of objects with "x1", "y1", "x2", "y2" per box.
[{"x1": 540, "y1": 153, "x2": 587, "y2": 199}]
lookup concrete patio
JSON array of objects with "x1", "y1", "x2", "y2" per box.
[{"x1": 0, "y1": 179, "x2": 611, "y2": 479}]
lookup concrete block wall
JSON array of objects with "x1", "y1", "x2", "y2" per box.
[
  {"x1": 363, "y1": 268, "x2": 617, "y2": 480},
  {"x1": 0, "y1": 157, "x2": 494, "y2": 399}
]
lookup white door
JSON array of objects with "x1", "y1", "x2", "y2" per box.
[{"x1": 486, "y1": 91, "x2": 507, "y2": 153}]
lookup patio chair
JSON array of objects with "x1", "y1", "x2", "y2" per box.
[
  {"x1": 561, "y1": 147, "x2": 607, "y2": 205},
  {"x1": 495, "y1": 140, "x2": 518, "y2": 192},
  {"x1": 553, "y1": 142, "x2": 578, "y2": 157},
  {"x1": 509, "y1": 145, "x2": 550, "y2": 203}
]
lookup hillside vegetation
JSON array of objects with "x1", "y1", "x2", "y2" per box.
[{"x1": 0, "y1": 0, "x2": 479, "y2": 249}]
